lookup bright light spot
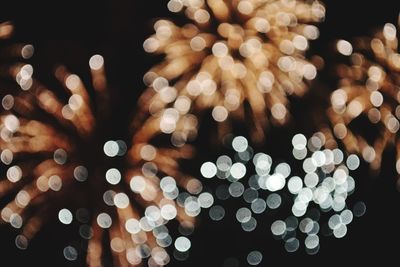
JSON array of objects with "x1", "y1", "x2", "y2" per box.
[
  {"x1": 198, "y1": 192, "x2": 214, "y2": 208},
  {"x1": 237, "y1": 0, "x2": 254, "y2": 15},
  {"x1": 217, "y1": 155, "x2": 232, "y2": 172},
  {"x1": 271, "y1": 220, "x2": 286, "y2": 236},
  {"x1": 7, "y1": 165, "x2": 22, "y2": 183},
  {"x1": 97, "y1": 213, "x2": 112, "y2": 228},
  {"x1": 160, "y1": 176, "x2": 176, "y2": 193},
  {"x1": 288, "y1": 176, "x2": 303, "y2": 194},
  {"x1": 161, "y1": 204, "x2": 177, "y2": 220},
  {"x1": 167, "y1": 0, "x2": 183, "y2": 12},
  {"x1": 200, "y1": 162, "x2": 217, "y2": 178},
  {"x1": 130, "y1": 176, "x2": 146, "y2": 193},
  {"x1": 104, "y1": 140, "x2": 119, "y2": 157},
  {"x1": 212, "y1": 42, "x2": 228, "y2": 57},
  {"x1": 337, "y1": 40, "x2": 353, "y2": 56},
  {"x1": 58, "y1": 209, "x2": 73, "y2": 224},
  {"x1": 10, "y1": 213, "x2": 23, "y2": 228},
  {"x1": 266, "y1": 173, "x2": 285, "y2": 191},
  {"x1": 21, "y1": 44, "x2": 34, "y2": 59},
  {"x1": 125, "y1": 218, "x2": 140, "y2": 234},
  {"x1": 383, "y1": 23, "x2": 397, "y2": 41},
  {"x1": 48, "y1": 175, "x2": 62, "y2": 191},
  {"x1": 114, "y1": 193, "x2": 130, "y2": 209},
  {"x1": 346, "y1": 154, "x2": 360, "y2": 170},
  {"x1": 174, "y1": 237, "x2": 191, "y2": 252},
  {"x1": 65, "y1": 74, "x2": 80, "y2": 90},
  {"x1": 232, "y1": 136, "x2": 248, "y2": 152},
  {"x1": 106, "y1": 168, "x2": 121, "y2": 185},
  {"x1": 212, "y1": 106, "x2": 228, "y2": 122},
  {"x1": 140, "y1": 144, "x2": 157, "y2": 161},
  {"x1": 89, "y1": 54, "x2": 104, "y2": 70},
  {"x1": 236, "y1": 207, "x2": 252, "y2": 223},
  {"x1": 230, "y1": 162, "x2": 246, "y2": 179},
  {"x1": 143, "y1": 37, "x2": 160, "y2": 53},
  {"x1": 292, "y1": 134, "x2": 307, "y2": 149},
  {"x1": 271, "y1": 103, "x2": 287, "y2": 120}
]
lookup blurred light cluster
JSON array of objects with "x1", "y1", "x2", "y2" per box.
[
  {"x1": 143, "y1": 0, "x2": 325, "y2": 142},
  {"x1": 0, "y1": 25, "x2": 206, "y2": 266},
  {"x1": 0, "y1": 22, "x2": 14, "y2": 40},
  {"x1": 328, "y1": 20, "x2": 400, "y2": 187},
  {"x1": 200, "y1": 134, "x2": 365, "y2": 261}
]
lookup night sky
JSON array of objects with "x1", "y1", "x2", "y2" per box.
[{"x1": 1, "y1": 1, "x2": 400, "y2": 266}]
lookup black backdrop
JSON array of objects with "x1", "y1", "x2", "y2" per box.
[{"x1": 1, "y1": 0, "x2": 400, "y2": 266}]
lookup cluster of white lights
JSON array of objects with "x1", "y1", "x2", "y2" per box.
[{"x1": 200, "y1": 134, "x2": 366, "y2": 263}]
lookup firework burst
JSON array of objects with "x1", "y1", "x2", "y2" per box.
[
  {"x1": 200, "y1": 133, "x2": 365, "y2": 259},
  {"x1": 0, "y1": 28, "x2": 203, "y2": 266},
  {"x1": 142, "y1": 0, "x2": 325, "y2": 142},
  {"x1": 325, "y1": 20, "x2": 400, "y2": 186}
]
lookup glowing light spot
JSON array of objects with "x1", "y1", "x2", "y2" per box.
[
  {"x1": 161, "y1": 204, "x2": 177, "y2": 220},
  {"x1": 236, "y1": 207, "x2": 252, "y2": 223},
  {"x1": 237, "y1": 1, "x2": 254, "y2": 15},
  {"x1": 114, "y1": 193, "x2": 130, "y2": 209},
  {"x1": 212, "y1": 106, "x2": 228, "y2": 122},
  {"x1": 143, "y1": 37, "x2": 160, "y2": 53},
  {"x1": 190, "y1": 36, "x2": 206, "y2": 51},
  {"x1": 266, "y1": 173, "x2": 285, "y2": 191},
  {"x1": 346, "y1": 154, "x2": 360, "y2": 170},
  {"x1": 48, "y1": 175, "x2": 62, "y2": 191},
  {"x1": 271, "y1": 220, "x2": 286, "y2": 236},
  {"x1": 174, "y1": 237, "x2": 191, "y2": 252},
  {"x1": 198, "y1": 192, "x2": 214, "y2": 208},
  {"x1": 167, "y1": 0, "x2": 183, "y2": 12},
  {"x1": 104, "y1": 140, "x2": 119, "y2": 157},
  {"x1": 232, "y1": 136, "x2": 248, "y2": 152},
  {"x1": 89, "y1": 54, "x2": 104, "y2": 70},
  {"x1": 21, "y1": 44, "x2": 34, "y2": 59},
  {"x1": 4, "y1": 115, "x2": 19, "y2": 132},
  {"x1": 337, "y1": 40, "x2": 353, "y2": 56},
  {"x1": 125, "y1": 218, "x2": 140, "y2": 234},
  {"x1": 212, "y1": 42, "x2": 228, "y2": 58},
  {"x1": 271, "y1": 103, "x2": 287, "y2": 120},
  {"x1": 106, "y1": 168, "x2": 121, "y2": 185},
  {"x1": 200, "y1": 162, "x2": 217, "y2": 178},
  {"x1": 58, "y1": 209, "x2": 73, "y2": 224},
  {"x1": 65, "y1": 74, "x2": 80, "y2": 90},
  {"x1": 97, "y1": 213, "x2": 112, "y2": 228},
  {"x1": 230, "y1": 162, "x2": 246, "y2": 179},
  {"x1": 7, "y1": 165, "x2": 22, "y2": 183}
]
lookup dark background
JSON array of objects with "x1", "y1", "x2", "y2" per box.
[{"x1": 1, "y1": 0, "x2": 400, "y2": 266}]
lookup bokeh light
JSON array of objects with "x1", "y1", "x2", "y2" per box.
[
  {"x1": 142, "y1": 0, "x2": 325, "y2": 142},
  {"x1": 199, "y1": 133, "x2": 366, "y2": 259}
]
